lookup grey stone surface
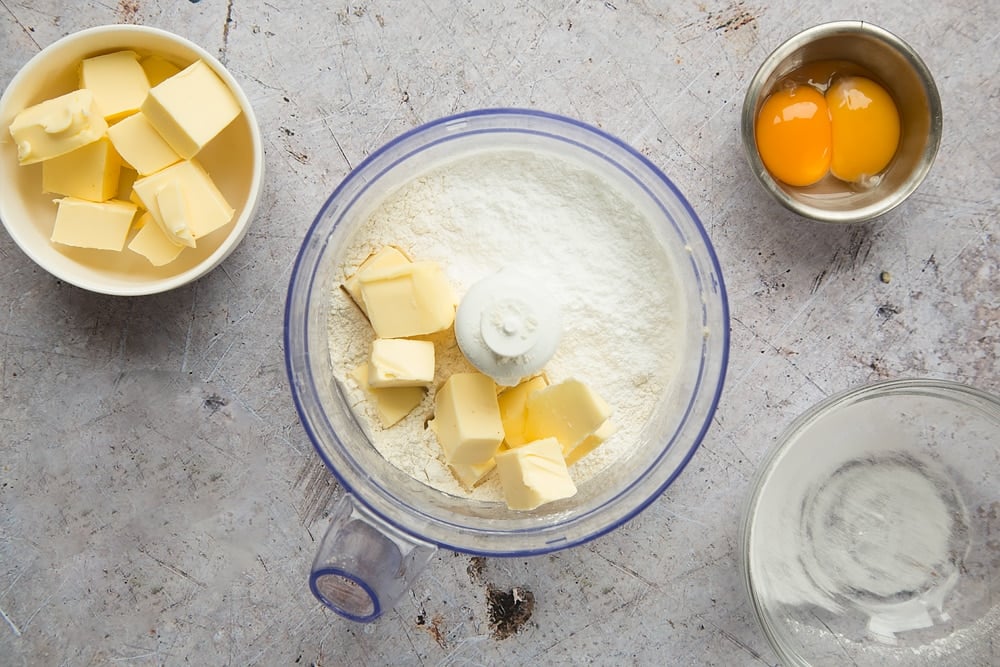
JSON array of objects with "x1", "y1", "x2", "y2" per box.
[{"x1": 1, "y1": 1, "x2": 997, "y2": 665}]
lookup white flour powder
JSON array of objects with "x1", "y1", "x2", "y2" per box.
[{"x1": 326, "y1": 148, "x2": 684, "y2": 501}]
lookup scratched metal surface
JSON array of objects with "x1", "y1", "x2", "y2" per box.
[{"x1": 1, "y1": 1, "x2": 997, "y2": 665}]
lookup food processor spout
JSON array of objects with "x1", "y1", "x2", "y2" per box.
[{"x1": 309, "y1": 494, "x2": 436, "y2": 622}]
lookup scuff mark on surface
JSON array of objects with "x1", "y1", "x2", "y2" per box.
[
  {"x1": 416, "y1": 612, "x2": 448, "y2": 648},
  {"x1": 117, "y1": 0, "x2": 141, "y2": 24},
  {"x1": 486, "y1": 585, "x2": 534, "y2": 640},
  {"x1": 467, "y1": 556, "x2": 486, "y2": 583},
  {"x1": 294, "y1": 459, "x2": 337, "y2": 526},
  {"x1": 707, "y1": 1, "x2": 760, "y2": 34},
  {"x1": 221, "y1": 0, "x2": 235, "y2": 64}
]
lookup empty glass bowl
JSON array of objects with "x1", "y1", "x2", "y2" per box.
[{"x1": 742, "y1": 379, "x2": 1000, "y2": 665}]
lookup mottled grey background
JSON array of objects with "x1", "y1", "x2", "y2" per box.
[{"x1": 1, "y1": 1, "x2": 997, "y2": 665}]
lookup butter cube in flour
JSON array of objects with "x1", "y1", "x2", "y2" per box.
[
  {"x1": 343, "y1": 246, "x2": 411, "y2": 316},
  {"x1": 132, "y1": 160, "x2": 234, "y2": 240},
  {"x1": 565, "y1": 419, "x2": 617, "y2": 466},
  {"x1": 41, "y1": 136, "x2": 122, "y2": 202},
  {"x1": 495, "y1": 437, "x2": 577, "y2": 510},
  {"x1": 449, "y1": 457, "x2": 497, "y2": 491},
  {"x1": 524, "y1": 379, "x2": 612, "y2": 455},
  {"x1": 359, "y1": 261, "x2": 456, "y2": 338},
  {"x1": 79, "y1": 51, "x2": 149, "y2": 122},
  {"x1": 127, "y1": 212, "x2": 186, "y2": 266},
  {"x1": 51, "y1": 197, "x2": 137, "y2": 251},
  {"x1": 429, "y1": 372, "x2": 503, "y2": 465},
  {"x1": 8, "y1": 89, "x2": 108, "y2": 165},
  {"x1": 497, "y1": 374, "x2": 549, "y2": 447},
  {"x1": 141, "y1": 60, "x2": 241, "y2": 159},
  {"x1": 107, "y1": 112, "x2": 182, "y2": 176},
  {"x1": 368, "y1": 338, "x2": 435, "y2": 388},
  {"x1": 350, "y1": 363, "x2": 425, "y2": 428}
]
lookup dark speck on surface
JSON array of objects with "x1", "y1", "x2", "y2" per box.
[
  {"x1": 203, "y1": 394, "x2": 228, "y2": 412},
  {"x1": 487, "y1": 585, "x2": 534, "y2": 640}
]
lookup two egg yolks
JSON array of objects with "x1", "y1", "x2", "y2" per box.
[{"x1": 755, "y1": 76, "x2": 901, "y2": 187}]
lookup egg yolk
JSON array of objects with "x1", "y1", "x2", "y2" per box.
[
  {"x1": 755, "y1": 86, "x2": 831, "y2": 187},
  {"x1": 825, "y1": 76, "x2": 901, "y2": 183}
]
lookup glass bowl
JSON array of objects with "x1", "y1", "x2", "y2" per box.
[
  {"x1": 742, "y1": 379, "x2": 1000, "y2": 665},
  {"x1": 285, "y1": 109, "x2": 729, "y2": 618}
]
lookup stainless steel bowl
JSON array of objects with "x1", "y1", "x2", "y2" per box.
[{"x1": 741, "y1": 21, "x2": 942, "y2": 223}]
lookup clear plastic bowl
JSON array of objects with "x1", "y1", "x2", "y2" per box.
[
  {"x1": 284, "y1": 109, "x2": 729, "y2": 620},
  {"x1": 742, "y1": 378, "x2": 1000, "y2": 665}
]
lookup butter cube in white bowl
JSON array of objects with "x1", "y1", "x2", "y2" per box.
[{"x1": 0, "y1": 25, "x2": 263, "y2": 296}]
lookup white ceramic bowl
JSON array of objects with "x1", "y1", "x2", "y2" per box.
[{"x1": 0, "y1": 25, "x2": 263, "y2": 295}]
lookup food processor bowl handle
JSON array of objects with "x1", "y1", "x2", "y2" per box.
[{"x1": 309, "y1": 493, "x2": 436, "y2": 622}]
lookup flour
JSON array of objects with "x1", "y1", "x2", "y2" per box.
[{"x1": 326, "y1": 148, "x2": 684, "y2": 501}]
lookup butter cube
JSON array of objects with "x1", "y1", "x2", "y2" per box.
[
  {"x1": 368, "y1": 338, "x2": 435, "y2": 388},
  {"x1": 127, "y1": 212, "x2": 186, "y2": 266},
  {"x1": 79, "y1": 50, "x2": 149, "y2": 122},
  {"x1": 449, "y1": 458, "x2": 496, "y2": 490},
  {"x1": 359, "y1": 261, "x2": 456, "y2": 338},
  {"x1": 132, "y1": 160, "x2": 234, "y2": 240},
  {"x1": 140, "y1": 55, "x2": 181, "y2": 86},
  {"x1": 107, "y1": 112, "x2": 181, "y2": 176},
  {"x1": 117, "y1": 167, "x2": 139, "y2": 204},
  {"x1": 8, "y1": 89, "x2": 108, "y2": 165},
  {"x1": 429, "y1": 372, "x2": 503, "y2": 465},
  {"x1": 498, "y1": 374, "x2": 549, "y2": 447},
  {"x1": 141, "y1": 60, "x2": 241, "y2": 159},
  {"x1": 495, "y1": 438, "x2": 577, "y2": 510},
  {"x1": 565, "y1": 420, "x2": 617, "y2": 466},
  {"x1": 41, "y1": 136, "x2": 121, "y2": 202},
  {"x1": 344, "y1": 246, "x2": 411, "y2": 316},
  {"x1": 350, "y1": 363, "x2": 425, "y2": 428},
  {"x1": 524, "y1": 379, "x2": 612, "y2": 455},
  {"x1": 51, "y1": 197, "x2": 137, "y2": 251},
  {"x1": 154, "y1": 179, "x2": 197, "y2": 248}
]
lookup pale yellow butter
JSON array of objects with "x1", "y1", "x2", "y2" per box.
[
  {"x1": 344, "y1": 246, "x2": 411, "y2": 316},
  {"x1": 524, "y1": 379, "x2": 612, "y2": 455},
  {"x1": 565, "y1": 420, "x2": 617, "y2": 467},
  {"x1": 132, "y1": 160, "x2": 234, "y2": 239},
  {"x1": 8, "y1": 89, "x2": 108, "y2": 165},
  {"x1": 117, "y1": 166, "x2": 139, "y2": 204},
  {"x1": 127, "y1": 211, "x2": 185, "y2": 266},
  {"x1": 41, "y1": 136, "x2": 121, "y2": 202},
  {"x1": 141, "y1": 60, "x2": 241, "y2": 159},
  {"x1": 368, "y1": 338, "x2": 435, "y2": 388},
  {"x1": 429, "y1": 372, "x2": 503, "y2": 465},
  {"x1": 107, "y1": 111, "x2": 181, "y2": 176},
  {"x1": 495, "y1": 437, "x2": 577, "y2": 510},
  {"x1": 51, "y1": 197, "x2": 136, "y2": 251},
  {"x1": 497, "y1": 374, "x2": 549, "y2": 447},
  {"x1": 79, "y1": 50, "x2": 149, "y2": 122},
  {"x1": 154, "y1": 179, "x2": 197, "y2": 248},
  {"x1": 359, "y1": 261, "x2": 456, "y2": 338},
  {"x1": 449, "y1": 457, "x2": 496, "y2": 490},
  {"x1": 139, "y1": 55, "x2": 181, "y2": 86},
  {"x1": 350, "y1": 363, "x2": 425, "y2": 428}
]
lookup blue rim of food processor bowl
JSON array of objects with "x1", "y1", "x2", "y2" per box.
[{"x1": 285, "y1": 108, "x2": 729, "y2": 556}]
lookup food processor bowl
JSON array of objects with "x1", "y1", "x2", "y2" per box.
[{"x1": 285, "y1": 109, "x2": 729, "y2": 621}]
